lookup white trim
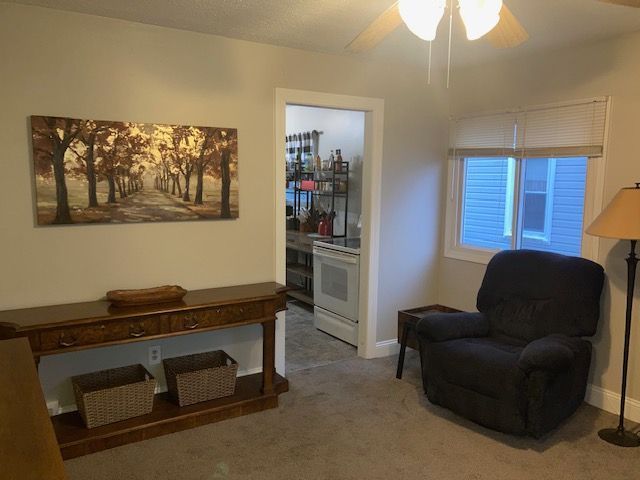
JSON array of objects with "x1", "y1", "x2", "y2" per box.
[
  {"x1": 374, "y1": 339, "x2": 401, "y2": 358},
  {"x1": 586, "y1": 384, "x2": 640, "y2": 423},
  {"x1": 275, "y1": 88, "x2": 385, "y2": 365},
  {"x1": 503, "y1": 158, "x2": 516, "y2": 238},
  {"x1": 581, "y1": 97, "x2": 611, "y2": 262}
]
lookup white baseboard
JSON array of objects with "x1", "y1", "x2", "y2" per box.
[
  {"x1": 585, "y1": 384, "x2": 640, "y2": 423},
  {"x1": 373, "y1": 339, "x2": 401, "y2": 358}
]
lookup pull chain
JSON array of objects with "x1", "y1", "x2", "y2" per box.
[
  {"x1": 447, "y1": 0, "x2": 454, "y2": 89},
  {"x1": 427, "y1": 41, "x2": 433, "y2": 84}
]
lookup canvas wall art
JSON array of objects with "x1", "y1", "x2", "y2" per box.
[{"x1": 31, "y1": 116, "x2": 239, "y2": 225}]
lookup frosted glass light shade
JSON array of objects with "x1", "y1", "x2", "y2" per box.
[
  {"x1": 399, "y1": 0, "x2": 446, "y2": 41},
  {"x1": 459, "y1": 0, "x2": 503, "y2": 40},
  {"x1": 586, "y1": 186, "x2": 640, "y2": 240}
]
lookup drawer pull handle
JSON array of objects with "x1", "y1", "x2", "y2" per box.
[
  {"x1": 183, "y1": 316, "x2": 199, "y2": 330},
  {"x1": 59, "y1": 334, "x2": 77, "y2": 348},
  {"x1": 129, "y1": 326, "x2": 146, "y2": 338}
]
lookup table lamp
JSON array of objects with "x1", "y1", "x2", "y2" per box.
[{"x1": 586, "y1": 183, "x2": 640, "y2": 447}]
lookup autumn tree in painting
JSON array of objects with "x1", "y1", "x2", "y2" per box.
[
  {"x1": 31, "y1": 115, "x2": 239, "y2": 225},
  {"x1": 217, "y1": 129, "x2": 238, "y2": 218},
  {"x1": 73, "y1": 120, "x2": 109, "y2": 208},
  {"x1": 32, "y1": 117, "x2": 82, "y2": 224}
]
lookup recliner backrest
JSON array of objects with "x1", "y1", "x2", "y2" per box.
[{"x1": 476, "y1": 250, "x2": 604, "y2": 342}]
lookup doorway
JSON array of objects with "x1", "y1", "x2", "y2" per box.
[
  {"x1": 274, "y1": 89, "x2": 385, "y2": 375},
  {"x1": 284, "y1": 105, "x2": 365, "y2": 371}
]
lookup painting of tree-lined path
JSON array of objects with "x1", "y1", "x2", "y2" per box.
[{"x1": 31, "y1": 116, "x2": 239, "y2": 225}]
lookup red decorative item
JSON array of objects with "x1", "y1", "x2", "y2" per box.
[
  {"x1": 318, "y1": 218, "x2": 327, "y2": 236},
  {"x1": 301, "y1": 180, "x2": 315, "y2": 191},
  {"x1": 318, "y1": 215, "x2": 333, "y2": 236}
]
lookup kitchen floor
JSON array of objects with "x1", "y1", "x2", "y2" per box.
[{"x1": 285, "y1": 300, "x2": 356, "y2": 373}]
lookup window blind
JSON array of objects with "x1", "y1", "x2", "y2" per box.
[
  {"x1": 450, "y1": 112, "x2": 518, "y2": 157},
  {"x1": 516, "y1": 99, "x2": 608, "y2": 158},
  {"x1": 451, "y1": 97, "x2": 609, "y2": 159}
]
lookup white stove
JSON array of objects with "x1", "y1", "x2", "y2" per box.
[
  {"x1": 313, "y1": 237, "x2": 361, "y2": 255},
  {"x1": 312, "y1": 238, "x2": 361, "y2": 346}
]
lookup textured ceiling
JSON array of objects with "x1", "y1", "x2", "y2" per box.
[{"x1": 7, "y1": 0, "x2": 640, "y2": 67}]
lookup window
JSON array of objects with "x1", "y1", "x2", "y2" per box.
[
  {"x1": 461, "y1": 157, "x2": 513, "y2": 250},
  {"x1": 445, "y1": 98, "x2": 608, "y2": 264},
  {"x1": 460, "y1": 156, "x2": 586, "y2": 256}
]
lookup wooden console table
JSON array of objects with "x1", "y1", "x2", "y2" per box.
[{"x1": 0, "y1": 282, "x2": 289, "y2": 459}]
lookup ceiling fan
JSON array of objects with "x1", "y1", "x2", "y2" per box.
[{"x1": 345, "y1": 0, "x2": 640, "y2": 54}]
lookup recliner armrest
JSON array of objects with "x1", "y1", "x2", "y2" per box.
[
  {"x1": 416, "y1": 312, "x2": 489, "y2": 343},
  {"x1": 518, "y1": 334, "x2": 587, "y2": 373}
]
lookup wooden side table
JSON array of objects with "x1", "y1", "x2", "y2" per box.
[{"x1": 396, "y1": 304, "x2": 460, "y2": 379}]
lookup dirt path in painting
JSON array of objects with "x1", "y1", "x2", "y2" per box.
[{"x1": 107, "y1": 190, "x2": 202, "y2": 223}]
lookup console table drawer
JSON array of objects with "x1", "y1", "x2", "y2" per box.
[
  {"x1": 39, "y1": 316, "x2": 164, "y2": 352},
  {"x1": 169, "y1": 302, "x2": 265, "y2": 333},
  {"x1": 40, "y1": 325, "x2": 107, "y2": 352},
  {"x1": 102, "y1": 316, "x2": 163, "y2": 342}
]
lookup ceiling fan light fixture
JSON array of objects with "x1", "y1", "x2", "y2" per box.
[
  {"x1": 458, "y1": 0, "x2": 503, "y2": 40},
  {"x1": 398, "y1": 0, "x2": 446, "y2": 41}
]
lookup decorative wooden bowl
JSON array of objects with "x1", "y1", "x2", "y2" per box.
[{"x1": 106, "y1": 285, "x2": 187, "y2": 308}]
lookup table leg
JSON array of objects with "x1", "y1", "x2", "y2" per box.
[
  {"x1": 262, "y1": 320, "x2": 275, "y2": 395},
  {"x1": 396, "y1": 321, "x2": 411, "y2": 380}
]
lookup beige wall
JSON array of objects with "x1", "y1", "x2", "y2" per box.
[
  {"x1": 440, "y1": 31, "x2": 640, "y2": 405},
  {"x1": 0, "y1": 3, "x2": 448, "y2": 408}
]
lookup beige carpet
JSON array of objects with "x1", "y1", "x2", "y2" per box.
[{"x1": 66, "y1": 351, "x2": 640, "y2": 480}]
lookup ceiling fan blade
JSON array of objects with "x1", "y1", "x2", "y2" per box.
[
  {"x1": 485, "y1": 4, "x2": 529, "y2": 49},
  {"x1": 345, "y1": 2, "x2": 402, "y2": 53},
  {"x1": 598, "y1": 0, "x2": 640, "y2": 7}
]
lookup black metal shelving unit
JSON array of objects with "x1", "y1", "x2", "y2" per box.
[
  {"x1": 285, "y1": 160, "x2": 350, "y2": 306},
  {"x1": 288, "y1": 160, "x2": 349, "y2": 238}
]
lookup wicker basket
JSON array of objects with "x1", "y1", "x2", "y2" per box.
[
  {"x1": 163, "y1": 350, "x2": 238, "y2": 407},
  {"x1": 72, "y1": 364, "x2": 156, "y2": 429}
]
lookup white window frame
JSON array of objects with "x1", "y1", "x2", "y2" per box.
[
  {"x1": 502, "y1": 158, "x2": 516, "y2": 238},
  {"x1": 444, "y1": 154, "x2": 606, "y2": 265}
]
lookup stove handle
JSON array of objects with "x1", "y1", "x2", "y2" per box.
[{"x1": 313, "y1": 247, "x2": 359, "y2": 264}]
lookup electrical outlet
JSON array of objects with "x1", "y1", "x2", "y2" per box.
[{"x1": 148, "y1": 345, "x2": 162, "y2": 366}]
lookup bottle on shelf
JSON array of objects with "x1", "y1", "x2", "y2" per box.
[
  {"x1": 302, "y1": 132, "x2": 313, "y2": 172},
  {"x1": 328, "y1": 150, "x2": 335, "y2": 171},
  {"x1": 295, "y1": 147, "x2": 302, "y2": 182},
  {"x1": 335, "y1": 149, "x2": 343, "y2": 172},
  {"x1": 285, "y1": 136, "x2": 291, "y2": 171}
]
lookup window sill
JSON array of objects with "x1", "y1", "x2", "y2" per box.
[{"x1": 443, "y1": 244, "x2": 499, "y2": 265}]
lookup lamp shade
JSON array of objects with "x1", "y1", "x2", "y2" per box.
[
  {"x1": 586, "y1": 185, "x2": 640, "y2": 240},
  {"x1": 399, "y1": 0, "x2": 446, "y2": 41},
  {"x1": 459, "y1": 0, "x2": 503, "y2": 41}
]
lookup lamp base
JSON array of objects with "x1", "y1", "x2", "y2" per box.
[{"x1": 598, "y1": 427, "x2": 640, "y2": 447}]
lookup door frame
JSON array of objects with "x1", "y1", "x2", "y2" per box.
[{"x1": 274, "y1": 88, "x2": 385, "y2": 372}]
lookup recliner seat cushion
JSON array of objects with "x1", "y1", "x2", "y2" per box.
[{"x1": 427, "y1": 337, "x2": 526, "y2": 401}]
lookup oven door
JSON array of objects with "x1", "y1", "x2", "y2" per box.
[{"x1": 313, "y1": 246, "x2": 359, "y2": 321}]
